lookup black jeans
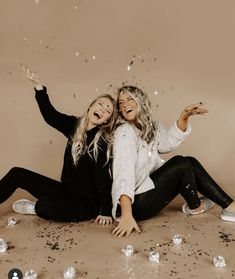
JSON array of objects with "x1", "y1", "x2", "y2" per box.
[
  {"x1": 132, "y1": 156, "x2": 233, "y2": 221},
  {"x1": 0, "y1": 167, "x2": 99, "y2": 222}
]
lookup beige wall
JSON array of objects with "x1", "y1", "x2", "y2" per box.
[{"x1": 0, "y1": 0, "x2": 234, "y2": 196}]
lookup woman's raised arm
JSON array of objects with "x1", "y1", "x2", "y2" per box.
[{"x1": 21, "y1": 64, "x2": 78, "y2": 138}]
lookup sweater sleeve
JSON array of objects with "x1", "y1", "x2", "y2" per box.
[
  {"x1": 35, "y1": 86, "x2": 78, "y2": 138},
  {"x1": 156, "y1": 121, "x2": 191, "y2": 153},
  {"x1": 93, "y1": 140, "x2": 112, "y2": 217},
  {"x1": 111, "y1": 124, "x2": 138, "y2": 219}
]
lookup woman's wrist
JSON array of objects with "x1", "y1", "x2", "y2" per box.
[
  {"x1": 177, "y1": 117, "x2": 188, "y2": 132},
  {"x1": 35, "y1": 84, "x2": 44, "y2": 90},
  {"x1": 120, "y1": 195, "x2": 133, "y2": 216}
]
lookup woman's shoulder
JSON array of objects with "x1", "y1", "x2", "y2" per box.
[
  {"x1": 113, "y1": 123, "x2": 139, "y2": 147},
  {"x1": 115, "y1": 122, "x2": 137, "y2": 136}
]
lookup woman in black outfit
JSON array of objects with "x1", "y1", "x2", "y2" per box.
[{"x1": 0, "y1": 65, "x2": 117, "y2": 225}]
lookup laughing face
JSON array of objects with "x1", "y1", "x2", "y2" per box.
[
  {"x1": 118, "y1": 90, "x2": 138, "y2": 122},
  {"x1": 87, "y1": 97, "x2": 114, "y2": 129}
]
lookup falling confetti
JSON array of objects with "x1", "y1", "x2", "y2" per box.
[{"x1": 127, "y1": 55, "x2": 136, "y2": 71}]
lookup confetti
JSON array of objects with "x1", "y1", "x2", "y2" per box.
[{"x1": 127, "y1": 55, "x2": 136, "y2": 71}]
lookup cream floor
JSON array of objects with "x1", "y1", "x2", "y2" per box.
[{"x1": 0, "y1": 189, "x2": 234, "y2": 279}]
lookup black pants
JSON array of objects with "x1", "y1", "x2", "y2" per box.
[
  {"x1": 0, "y1": 167, "x2": 99, "y2": 222},
  {"x1": 132, "y1": 156, "x2": 233, "y2": 221}
]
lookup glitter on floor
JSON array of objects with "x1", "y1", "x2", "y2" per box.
[{"x1": 0, "y1": 189, "x2": 234, "y2": 279}]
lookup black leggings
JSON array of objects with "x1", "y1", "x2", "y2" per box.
[
  {"x1": 0, "y1": 167, "x2": 99, "y2": 222},
  {"x1": 132, "y1": 156, "x2": 233, "y2": 221}
]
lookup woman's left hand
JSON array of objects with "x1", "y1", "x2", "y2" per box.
[
  {"x1": 95, "y1": 215, "x2": 113, "y2": 226},
  {"x1": 180, "y1": 102, "x2": 208, "y2": 119},
  {"x1": 177, "y1": 102, "x2": 208, "y2": 131}
]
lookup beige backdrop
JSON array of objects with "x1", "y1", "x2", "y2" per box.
[{"x1": 0, "y1": 0, "x2": 234, "y2": 196}]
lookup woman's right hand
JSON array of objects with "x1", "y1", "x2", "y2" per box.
[
  {"x1": 20, "y1": 63, "x2": 43, "y2": 90},
  {"x1": 112, "y1": 214, "x2": 141, "y2": 237}
]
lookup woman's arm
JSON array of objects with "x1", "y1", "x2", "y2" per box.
[
  {"x1": 21, "y1": 64, "x2": 77, "y2": 138},
  {"x1": 112, "y1": 195, "x2": 141, "y2": 237},
  {"x1": 93, "y1": 141, "x2": 113, "y2": 225},
  {"x1": 177, "y1": 102, "x2": 208, "y2": 131},
  {"x1": 35, "y1": 87, "x2": 78, "y2": 138},
  {"x1": 111, "y1": 124, "x2": 141, "y2": 237},
  {"x1": 157, "y1": 102, "x2": 208, "y2": 153}
]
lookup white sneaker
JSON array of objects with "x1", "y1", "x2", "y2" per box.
[
  {"x1": 12, "y1": 199, "x2": 36, "y2": 215},
  {"x1": 221, "y1": 209, "x2": 235, "y2": 222},
  {"x1": 182, "y1": 196, "x2": 215, "y2": 215}
]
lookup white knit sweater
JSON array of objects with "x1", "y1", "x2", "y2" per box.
[{"x1": 111, "y1": 121, "x2": 191, "y2": 219}]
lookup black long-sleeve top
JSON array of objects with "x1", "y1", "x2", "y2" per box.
[{"x1": 35, "y1": 86, "x2": 112, "y2": 216}]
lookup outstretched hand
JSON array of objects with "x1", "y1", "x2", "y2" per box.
[
  {"x1": 181, "y1": 102, "x2": 208, "y2": 119},
  {"x1": 95, "y1": 215, "x2": 113, "y2": 226},
  {"x1": 177, "y1": 102, "x2": 208, "y2": 131},
  {"x1": 112, "y1": 215, "x2": 141, "y2": 238},
  {"x1": 20, "y1": 63, "x2": 43, "y2": 89}
]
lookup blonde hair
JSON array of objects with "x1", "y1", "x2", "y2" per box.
[
  {"x1": 71, "y1": 94, "x2": 118, "y2": 165},
  {"x1": 117, "y1": 86, "x2": 156, "y2": 143}
]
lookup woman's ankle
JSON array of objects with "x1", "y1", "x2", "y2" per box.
[
  {"x1": 225, "y1": 201, "x2": 235, "y2": 212},
  {"x1": 190, "y1": 202, "x2": 204, "y2": 214}
]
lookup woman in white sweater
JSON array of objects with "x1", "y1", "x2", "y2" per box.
[{"x1": 112, "y1": 85, "x2": 235, "y2": 237}]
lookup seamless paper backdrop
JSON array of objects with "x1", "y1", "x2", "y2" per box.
[{"x1": 0, "y1": 0, "x2": 234, "y2": 195}]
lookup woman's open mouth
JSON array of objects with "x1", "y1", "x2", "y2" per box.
[
  {"x1": 94, "y1": 111, "x2": 102, "y2": 119},
  {"x1": 126, "y1": 108, "x2": 133, "y2": 114}
]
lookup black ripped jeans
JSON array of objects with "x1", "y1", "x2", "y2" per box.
[
  {"x1": 132, "y1": 156, "x2": 233, "y2": 221},
  {"x1": 0, "y1": 167, "x2": 99, "y2": 222}
]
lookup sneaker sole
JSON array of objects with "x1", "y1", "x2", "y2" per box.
[{"x1": 220, "y1": 215, "x2": 235, "y2": 222}]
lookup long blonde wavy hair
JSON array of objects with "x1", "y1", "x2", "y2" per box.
[
  {"x1": 71, "y1": 94, "x2": 118, "y2": 165},
  {"x1": 117, "y1": 86, "x2": 156, "y2": 144}
]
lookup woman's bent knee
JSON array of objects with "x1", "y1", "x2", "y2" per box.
[
  {"x1": 170, "y1": 155, "x2": 191, "y2": 170},
  {"x1": 35, "y1": 198, "x2": 53, "y2": 220},
  {"x1": 8, "y1": 167, "x2": 24, "y2": 176}
]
